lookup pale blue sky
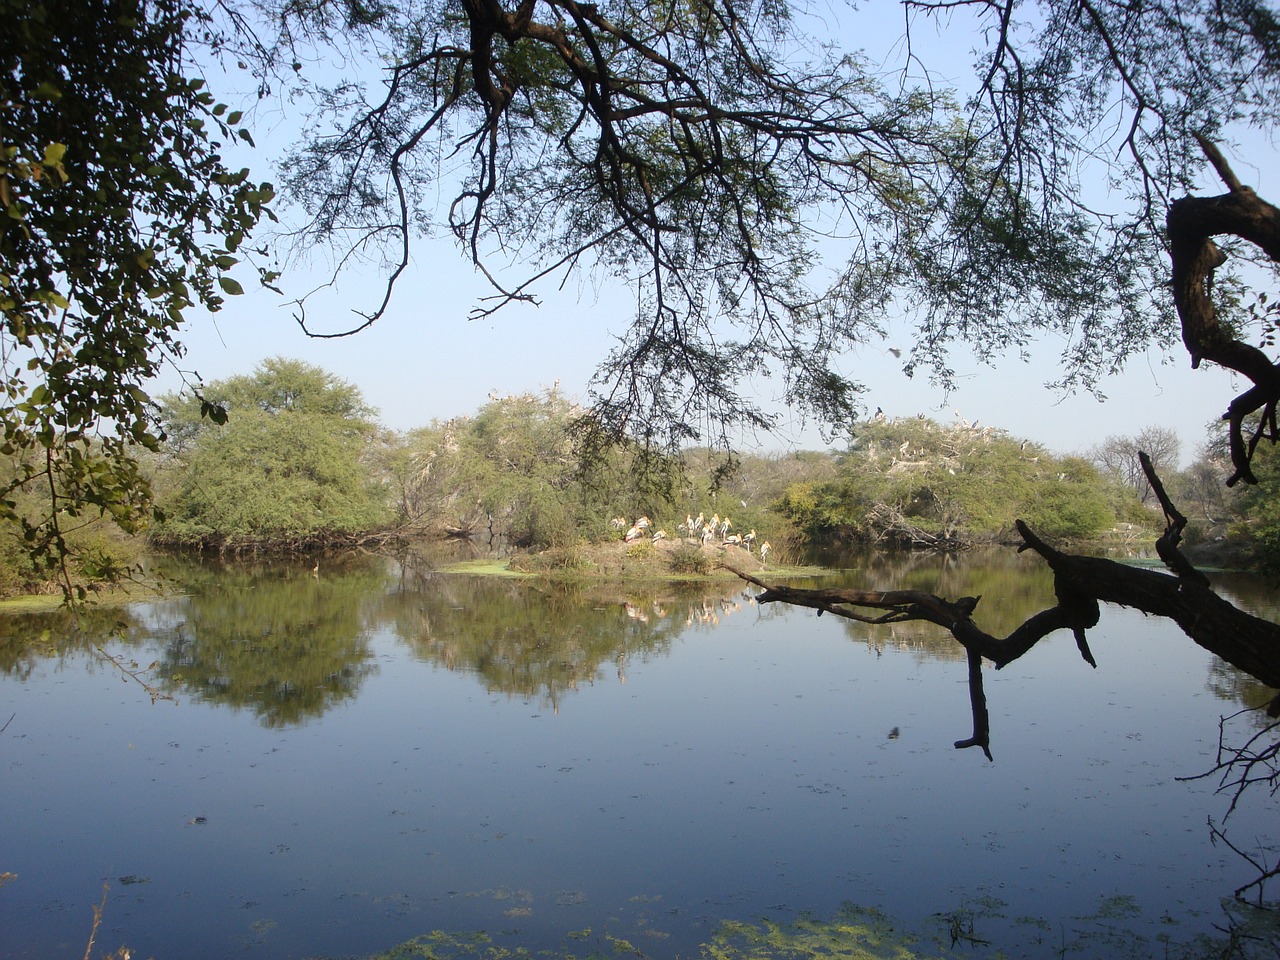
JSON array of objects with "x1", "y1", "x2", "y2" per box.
[{"x1": 152, "y1": 4, "x2": 1267, "y2": 464}]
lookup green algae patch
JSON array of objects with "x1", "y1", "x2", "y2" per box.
[
  {"x1": 0, "y1": 594, "x2": 67, "y2": 614},
  {"x1": 440, "y1": 559, "x2": 531, "y2": 577},
  {"x1": 0, "y1": 584, "x2": 167, "y2": 615}
]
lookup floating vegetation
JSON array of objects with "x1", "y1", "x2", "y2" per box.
[{"x1": 349, "y1": 898, "x2": 1280, "y2": 960}]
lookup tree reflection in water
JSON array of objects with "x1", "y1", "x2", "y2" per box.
[
  {"x1": 140, "y1": 556, "x2": 388, "y2": 725},
  {"x1": 2, "y1": 548, "x2": 1279, "y2": 960},
  {"x1": 0, "y1": 553, "x2": 771, "y2": 726},
  {"x1": 2, "y1": 548, "x2": 1275, "y2": 727},
  {"x1": 0, "y1": 604, "x2": 134, "y2": 682},
  {"x1": 384, "y1": 557, "x2": 763, "y2": 713}
]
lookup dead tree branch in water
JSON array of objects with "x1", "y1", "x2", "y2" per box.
[{"x1": 731, "y1": 456, "x2": 1280, "y2": 762}]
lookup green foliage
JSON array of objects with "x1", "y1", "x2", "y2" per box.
[
  {"x1": 352, "y1": 897, "x2": 1280, "y2": 960},
  {"x1": 392, "y1": 391, "x2": 809, "y2": 557},
  {"x1": 777, "y1": 481, "x2": 848, "y2": 536},
  {"x1": 1019, "y1": 456, "x2": 1116, "y2": 540},
  {"x1": 0, "y1": 447, "x2": 147, "y2": 598},
  {"x1": 625, "y1": 539, "x2": 656, "y2": 560},
  {"x1": 395, "y1": 386, "x2": 672, "y2": 550},
  {"x1": 782, "y1": 418, "x2": 1125, "y2": 546},
  {"x1": 1172, "y1": 419, "x2": 1280, "y2": 561},
  {"x1": 509, "y1": 544, "x2": 588, "y2": 573},
  {"x1": 1229, "y1": 441, "x2": 1280, "y2": 570},
  {"x1": 0, "y1": 0, "x2": 275, "y2": 594},
  {"x1": 150, "y1": 359, "x2": 390, "y2": 552},
  {"x1": 669, "y1": 543, "x2": 712, "y2": 575}
]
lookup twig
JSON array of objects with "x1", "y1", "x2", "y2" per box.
[{"x1": 83, "y1": 880, "x2": 109, "y2": 960}]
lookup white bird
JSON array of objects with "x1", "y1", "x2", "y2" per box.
[
  {"x1": 652, "y1": 529, "x2": 667, "y2": 542},
  {"x1": 760, "y1": 541, "x2": 771, "y2": 562},
  {"x1": 742, "y1": 529, "x2": 757, "y2": 550},
  {"x1": 625, "y1": 525, "x2": 644, "y2": 542}
]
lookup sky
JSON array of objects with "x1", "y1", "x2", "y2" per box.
[{"x1": 150, "y1": 4, "x2": 1269, "y2": 466}]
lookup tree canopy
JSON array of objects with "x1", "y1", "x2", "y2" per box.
[
  {"x1": 243, "y1": 0, "x2": 1280, "y2": 449},
  {"x1": 780, "y1": 416, "x2": 1130, "y2": 547},
  {"x1": 151, "y1": 358, "x2": 391, "y2": 551},
  {"x1": 1, "y1": 0, "x2": 275, "y2": 593}
]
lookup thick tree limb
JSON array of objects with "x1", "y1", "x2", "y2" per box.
[
  {"x1": 1167, "y1": 139, "x2": 1280, "y2": 486},
  {"x1": 730, "y1": 462, "x2": 1280, "y2": 759}
]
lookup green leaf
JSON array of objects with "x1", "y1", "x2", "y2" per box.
[
  {"x1": 218, "y1": 277, "x2": 245, "y2": 296},
  {"x1": 200, "y1": 399, "x2": 229, "y2": 425}
]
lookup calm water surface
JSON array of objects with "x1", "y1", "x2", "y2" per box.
[{"x1": 1, "y1": 548, "x2": 1277, "y2": 958}]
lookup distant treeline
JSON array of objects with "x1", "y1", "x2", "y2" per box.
[{"x1": 1, "y1": 358, "x2": 1273, "y2": 597}]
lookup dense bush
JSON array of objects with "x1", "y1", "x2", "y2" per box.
[
  {"x1": 150, "y1": 359, "x2": 391, "y2": 553},
  {"x1": 1226, "y1": 443, "x2": 1280, "y2": 570},
  {"x1": 133, "y1": 362, "x2": 1161, "y2": 567},
  {"x1": 781, "y1": 418, "x2": 1125, "y2": 546},
  {"x1": 668, "y1": 544, "x2": 712, "y2": 575}
]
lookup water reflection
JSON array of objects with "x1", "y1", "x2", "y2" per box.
[
  {"x1": 0, "y1": 604, "x2": 137, "y2": 681},
  {"x1": 138, "y1": 556, "x2": 387, "y2": 725},
  {"x1": 1, "y1": 548, "x2": 1275, "y2": 725},
  {"x1": 3, "y1": 547, "x2": 1279, "y2": 960},
  {"x1": 383, "y1": 563, "x2": 761, "y2": 712},
  {"x1": 821, "y1": 547, "x2": 1058, "y2": 661}
]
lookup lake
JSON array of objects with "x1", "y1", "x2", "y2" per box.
[{"x1": 1, "y1": 547, "x2": 1278, "y2": 959}]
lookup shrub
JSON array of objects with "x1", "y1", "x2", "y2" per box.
[
  {"x1": 668, "y1": 544, "x2": 711, "y2": 575},
  {"x1": 625, "y1": 540, "x2": 656, "y2": 559},
  {"x1": 511, "y1": 544, "x2": 588, "y2": 573}
]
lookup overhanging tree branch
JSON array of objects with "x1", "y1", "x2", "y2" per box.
[
  {"x1": 1167, "y1": 137, "x2": 1280, "y2": 486},
  {"x1": 733, "y1": 453, "x2": 1280, "y2": 759},
  {"x1": 274, "y1": 0, "x2": 1245, "y2": 446}
]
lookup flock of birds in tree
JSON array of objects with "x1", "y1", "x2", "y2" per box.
[{"x1": 609, "y1": 513, "x2": 771, "y2": 562}]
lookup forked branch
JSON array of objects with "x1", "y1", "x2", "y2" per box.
[{"x1": 733, "y1": 457, "x2": 1280, "y2": 760}]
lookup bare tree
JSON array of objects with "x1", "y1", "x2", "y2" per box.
[{"x1": 1092, "y1": 425, "x2": 1181, "y2": 503}]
